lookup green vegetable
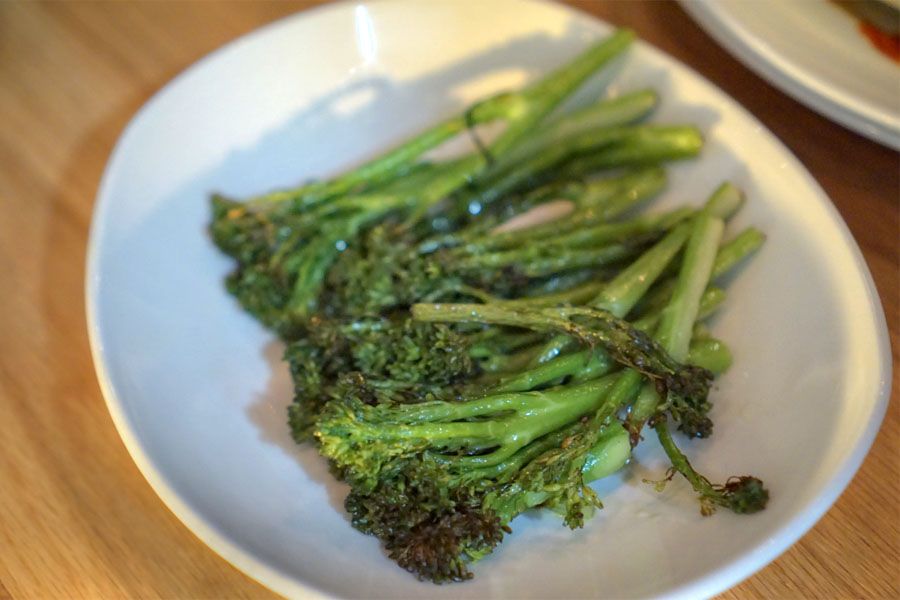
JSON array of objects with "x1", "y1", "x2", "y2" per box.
[
  {"x1": 208, "y1": 28, "x2": 768, "y2": 584},
  {"x1": 411, "y1": 302, "x2": 714, "y2": 402}
]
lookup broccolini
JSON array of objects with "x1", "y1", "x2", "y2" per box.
[{"x1": 209, "y1": 28, "x2": 768, "y2": 584}]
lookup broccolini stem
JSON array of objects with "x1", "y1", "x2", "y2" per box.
[
  {"x1": 463, "y1": 419, "x2": 631, "y2": 511},
  {"x1": 447, "y1": 376, "x2": 620, "y2": 467},
  {"x1": 476, "y1": 344, "x2": 542, "y2": 374},
  {"x1": 654, "y1": 211, "x2": 724, "y2": 361},
  {"x1": 297, "y1": 119, "x2": 470, "y2": 205},
  {"x1": 454, "y1": 416, "x2": 626, "y2": 487},
  {"x1": 653, "y1": 416, "x2": 725, "y2": 508},
  {"x1": 316, "y1": 375, "x2": 621, "y2": 476},
  {"x1": 490, "y1": 29, "x2": 636, "y2": 156},
  {"x1": 285, "y1": 33, "x2": 640, "y2": 315},
  {"x1": 582, "y1": 423, "x2": 631, "y2": 482},
  {"x1": 277, "y1": 42, "x2": 649, "y2": 215},
  {"x1": 601, "y1": 369, "x2": 644, "y2": 419},
  {"x1": 554, "y1": 207, "x2": 691, "y2": 249},
  {"x1": 557, "y1": 126, "x2": 703, "y2": 177},
  {"x1": 653, "y1": 416, "x2": 768, "y2": 514},
  {"x1": 568, "y1": 165, "x2": 666, "y2": 220},
  {"x1": 457, "y1": 242, "x2": 637, "y2": 278},
  {"x1": 711, "y1": 228, "x2": 765, "y2": 280},
  {"x1": 628, "y1": 226, "x2": 764, "y2": 331},
  {"x1": 490, "y1": 348, "x2": 614, "y2": 393},
  {"x1": 482, "y1": 89, "x2": 658, "y2": 179},
  {"x1": 576, "y1": 165, "x2": 668, "y2": 221},
  {"x1": 592, "y1": 183, "x2": 742, "y2": 316},
  {"x1": 339, "y1": 91, "x2": 531, "y2": 191},
  {"x1": 703, "y1": 182, "x2": 744, "y2": 221},
  {"x1": 687, "y1": 338, "x2": 732, "y2": 376},
  {"x1": 490, "y1": 280, "x2": 607, "y2": 308},
  {"x1": 639, "y1": 226, "x2": 764, "y2": 305},
  {"x1": 411, "y1": 303, "x2": 707, "y2": 396},
  {"x1": 591, "y1": 222, "x2": 692, "y2": 316},
  {"x1": 465, "y1": 167, "x2": 667, "y2": 252},
  {"x1": 629, "y1": 210, "x2": 724, "y2": 425},
  {"x1": 535, "y1": 90, "x2": 658, "y2": 139},
  {"x1": 632, "y1": 285, "x2": 726, "y2": 332},
  {"x1": 469, "y1": 207, "x2": 687, "y2": 256},
  {"x1": 453, "y1": 423, "x2": 575, "y2": 484},
  {"x1": 467, "y1": 329, "x2": 546, "y2": 358}
]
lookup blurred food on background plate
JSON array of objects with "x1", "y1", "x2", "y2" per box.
[{"x1": 834, "y1": 0, "x2": 900, "y2": 61}]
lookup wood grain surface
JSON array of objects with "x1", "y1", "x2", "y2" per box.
[{"x1": 0, "y1": 1, "x2": 896, "y2": 598}]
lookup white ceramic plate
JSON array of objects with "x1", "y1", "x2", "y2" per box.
[
  {"x1": 86, "y1": 1, "x2": 892, "y2": 598},
  {"x1": 680, "y1": 0, "x2": 900, "y2": 149}
]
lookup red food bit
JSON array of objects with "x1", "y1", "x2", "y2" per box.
[{"x1": 860, "y1": 22, "x2": 900, "y2": 63}]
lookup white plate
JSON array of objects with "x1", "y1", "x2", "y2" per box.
[
  {"x1": 680, "y1": 0, "x2": 900, "y2": 149},
  {"x1": 85, "y1": 1, "x2": 892, "y2": 598}
]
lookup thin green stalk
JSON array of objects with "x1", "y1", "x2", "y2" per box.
[
  {"x1": 250, "y1": 33, "x2": 640, "y2": 215},
  {"x1": 558, "y1": 126, "x2": 703, "y2": 177},
  {"x1": 491, "y1": 29, "x2": 636, "y2": 156},
  {"x1": 491, "y1": 280, "x2": 607, "y2": 308},
  {"x1": 468, "y1": 166, "x2": 667, "y2": 251},
  {"x1": 629, "y1": 210, "x2": 724, "y2": 425},
  {"x1": 245, "y1": 95, "x2": 522, "y2": 214},
  {"x1": 486, "y1": 89, "x2": 658, "y2": 175},
  {"x1": 711, "y1": 228, "x2": 765, "y2": 280},
  {"x1": 632, "y1": 285, "x2": 726, "y2": 332},
  {"x1": 653, "y1": 416, "x2": 768, "y2": 514},
  {"x1": 687, "y1": 338, "x2": 732, "y2": 375},
  {"x1": 592, "y1": 222, "x2": 691, "y2": 316},
  {"x1": 582, "y1": 423, "x2": 631, "y2": 482},
  {"x1": 455, "y1": 237, "x2": 633, "y2": 269},
  {"x1": 655, "y1": 417, "x2": 727, "y2": 505},
  {"x1": 538, "y1": 89, "x2": 658, "y2": 136},
  {"x1": 490, "y1": 348, "x2": 614, "y2": 393},
  {"x1": 532, "y1": 207, "x2": 691, "y2": 250},
  {"x1": 448, "y1": 375, "x2": 620, "y2": 467},
  {"x1": 575, "y1": 165, "x2": 668, "y2": 221},
  {"x1": 630, "y1": 226, "x2": 761, "y2": 326},
  {"x1": 653, "y1": 212, "x2": 724, "y2": 357}
]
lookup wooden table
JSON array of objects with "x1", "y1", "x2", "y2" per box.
[{"x1": 1, "y1": 1, "x2": 896, "y2": 598}]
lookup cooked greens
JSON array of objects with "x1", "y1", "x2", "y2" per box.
[{"x1": 209, "y1": 29, "x2": 767, "y2": 584}]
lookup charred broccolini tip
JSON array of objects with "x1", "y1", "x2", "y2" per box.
[
  {"x1": 342, "y1": 453, "x2": 507, "y2": 584},
  {"x1": 285, "y1": 317, "x2": 475, "y2": 441},
  {"x1": 317, "y1": 371, "x2": 631, "y2": 582}
]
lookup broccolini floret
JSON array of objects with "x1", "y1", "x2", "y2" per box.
[
  {"x1": 285, "y1": 317, "x2": 475, "y2": 440},
  {"x1": 316, "y1": 372, "x2": 630, "y2": 582}
]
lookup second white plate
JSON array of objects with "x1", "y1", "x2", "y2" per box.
[{"x1": 681, "y1": 0, "x2": 900, "y2": 149}]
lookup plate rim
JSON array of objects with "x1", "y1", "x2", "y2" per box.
[{"x1": 84, "y1": 1, "x2": 894, "y2": 598}]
